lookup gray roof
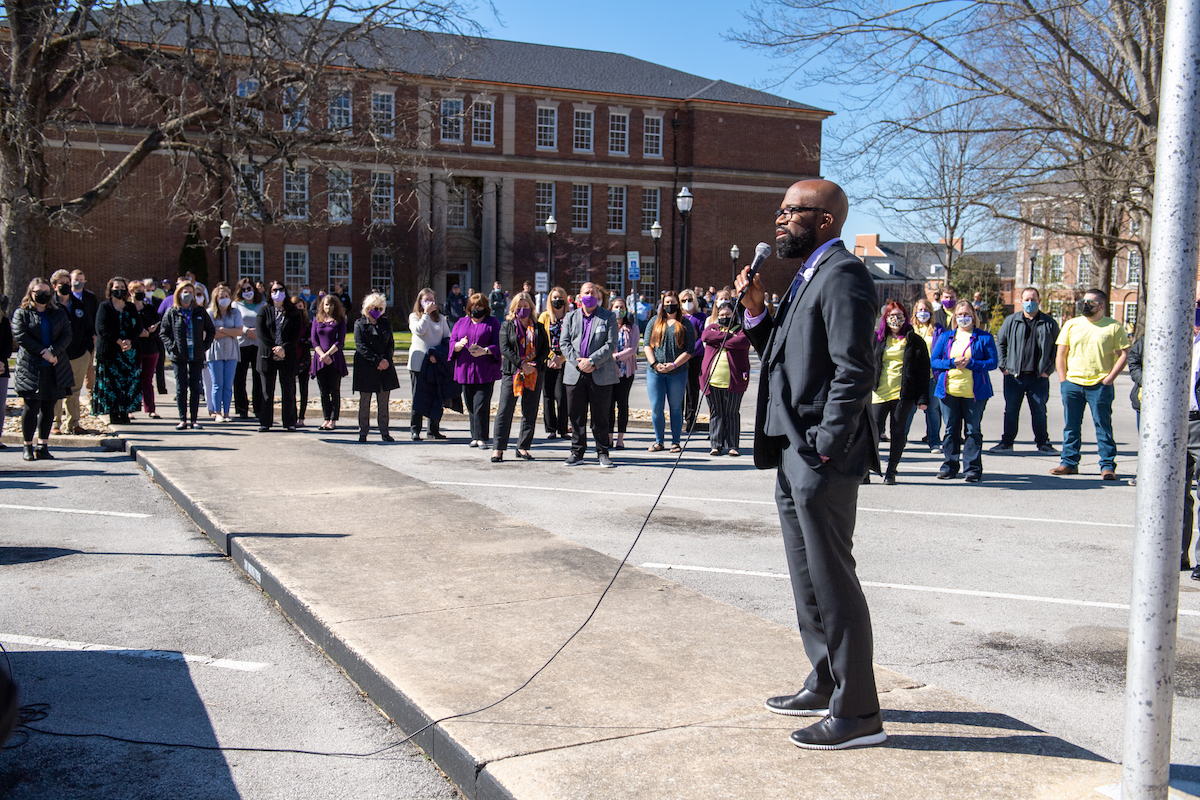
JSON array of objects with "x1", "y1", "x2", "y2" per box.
[
  {"x1": 864, "y1": 241, "x2": 956, "y2": 281},
  {"x1": 963, "y1": 250, "x2": 1018, "y2": 279}
]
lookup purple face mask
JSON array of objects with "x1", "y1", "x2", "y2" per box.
[
  {"x1": 368, "y1": 308, "x2": 383, "y2": 320},
  {"x1": 515, "y1": 307, "x2": 531, "y2": 319},
  {"x1": 579, "y1": 294, "x2": 599, "y2": 309},
  {"x1": 271, "y1": 290, "x2": 286, "y2": 303},
  {"x1": 942, "y1": 298, "x2": 956, "y2": 309}
]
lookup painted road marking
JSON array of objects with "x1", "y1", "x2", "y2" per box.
[
  {"x1": 429, "y1": 481, "x2": 1133, "y2": 528},
  {"x1": 0, "y1": 634, "x2": 271, "y2": 671},
  {"x1": 0, "y1": 503, "x2": 150, "y2": 519},
  {"x1": 638, "y1": 563, "x2": 1200, "y2": 617}
]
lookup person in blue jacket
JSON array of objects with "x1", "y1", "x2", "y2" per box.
[{"x1": 930, "y1": 299, "x2": 999, "y2": 483}]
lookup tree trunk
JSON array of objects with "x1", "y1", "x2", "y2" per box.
[{"x1": 0, "y1": 141, "x2": 49, "y2": 302}]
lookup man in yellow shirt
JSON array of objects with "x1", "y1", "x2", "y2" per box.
[{"x1": 1051, "y1": 288, "x2": 1129, "y2": 479}]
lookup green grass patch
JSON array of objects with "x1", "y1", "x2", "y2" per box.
[{"x1": 343, "y1": 331, "x2": 410, "y2": 352}]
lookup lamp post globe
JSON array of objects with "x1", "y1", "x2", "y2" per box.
[
  {"x1": 545, "y1": 214, "x2": 558, "y2": 287},
  {"x1": 730, "y1": 244, "x2": 740, "y2": 284},
  {"x1": 676, "y1": 187, "x2": 693, "y2": 290},
  {"x1": 219, "y1": 219, "x2": 233, "y2": 284},
  {"x1": 650, "y1": 220, "x2": 662, "y2": 299}
]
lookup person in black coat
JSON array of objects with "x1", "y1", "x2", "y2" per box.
[
  {"x1": 491, "y1": 293, "x2": 550, "y2": 462},
  {"x1": 352, "y1": 293, "x2": 400, "y2": 442},
  {"x1": 128, "y1": 279, "x2": 162, "y2": 418},
  {"x1": 0, "y1": 297, "x2": 13, "y2": 448},
  {"x1": 11, "y1": 278, "x2": 74, "y2": 460},
  {"x1": 160, "y1": 282, "x2": 216, "y2": 429},
  {"x1": 50, "y1": 269, "x2": 93, "y2": 434},
  {"x1": 870, "y1": 299, "x2": 931, "y2": 484},
  {"x1": 255, "y1": 280, "x2": 304, "y2": 432},
  {"x1": 92, "y1": 276, "x2": 144, "y2": 425}
]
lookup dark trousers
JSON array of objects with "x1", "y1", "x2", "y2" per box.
[
  {"x1": 155, "y1": 338, "x2": 167, "y2": 394},
  {"x1": 684, "y1": 356, "x2": 702, "y2": 431},
  {"x1": 611, "y1": 374, "x2": 635, "y2": 436},
  {"x1": 706, "y1": 387, "x2": 743, "y2": 451},
  {"x1": 358, "y1": 391, "x2": 390, "y2": 435},
  {"x1": 493, "y1": 373, "x2": 543, "y2": 451},
  {"x1": 315, "y1": 366, "x2": 341, "y2": 421},
  {"x1": 464, "y1": 382, "x2": 494, "y2": 442},
  {"x1": 22, "y1": 396, "x2": 55, "y2": 441},
  {"x1": 408, "y1": 369, "x2": 442, "y2": 434},
  {"x1": 1181, "y1": 419, "x2": 1200, "y2": 566},
  {"x1": 173, "y1": 360, "x2": 204, "y2": 423},
  {"x1": 775, "y1": 446, "x2": 879, "y2": 718},
  {"x1": 140, "y1": 352, "x2": 159, "y2": 413},
  {"x1": 1000, "y1": 372, "x2": 1051, "y2": 446},
  {"x1": 940, "y1": 395, "x2": 986, "y2": 478},
  {"x1": 259, "y1": 359, "x2": 297, "y2": 429},
  {"x1": 295, "y1": 369, "x2": 310, "y2": 421},
  {"x1": 905, "y1": 375, "x2": 941, "y2": 445},
  {"x1": 872, "y1": 398, "x2": 914, "y2": 475},
  {"x1": 235, "y1": 345, "x2": 262, "y2": 418},
  {"x1": 542, "y1": 366, "x2": 569, "y2": 436},
  {"x1": 566, "y1": 373, "x2": 613, "y2": 456}
]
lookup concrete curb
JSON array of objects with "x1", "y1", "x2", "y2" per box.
[{"x1": 1, "y1": 432, "x2": 125, "y2": 450}]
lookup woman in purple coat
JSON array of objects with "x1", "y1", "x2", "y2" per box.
[
  {"x1": 449, "y1": 292, "x2": 502, "y2": 448},
  {"x1": 699, "y1": 299, "x2": 751, "y2": 457},
  {"x1": 311, "y1": 294, "x2": 348, "y2": 430}
]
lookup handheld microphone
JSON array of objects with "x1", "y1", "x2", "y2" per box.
[{"x1": 735, "y1": 242, "x2": 772, "y2": 308}]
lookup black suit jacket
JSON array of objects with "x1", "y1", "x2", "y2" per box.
[
  {"x1": 256, "y1": 304, "x2": 303, "y2": 369},
  {"x1": 745, "y1": 242, "x2": 880, "y2": 475}
]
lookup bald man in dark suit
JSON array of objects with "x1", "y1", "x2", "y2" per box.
[{"x1": 735, "y1": 179, "x2": 884, "y2": 750}]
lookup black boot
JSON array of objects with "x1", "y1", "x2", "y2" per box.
[
  {"x1": 22, "y1": 445, "x2": 35, "y2": 462},
  {"x1": 35, "y1": 444, "x2": 54, "y2": 460}
]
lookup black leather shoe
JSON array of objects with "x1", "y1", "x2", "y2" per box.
[
  {"x1": 427, "y1": 431, "x2": 447, "y2": 440},
  {"x1": 411, "y1": 431, "x2": 421, "y2": 441},
  {"x1": 965, "y1": 473, "x2": 982, "y2": 483},
  {"x1": 565, "y1": 453, "x2": 584, "y2": 466},
  {"x1": 936, "y1": 469, "x2": 957, "y2": 480},
  {"x1": 883, "y1": 472, "x2": 897, "y2": 485},
  {"x1": 790, "y1": 712, "x2": 886, "y2": 750},
  {"x1": 34, "y1": 445, "x2": 54, "y2": 460},
  {"x1": 1192, "y1": 566, "x2": 1200, "y2": 583},
  {"x1": 765, "y1": 688, "x2": 830, "y2": 717},
  {"x1": 381, "y1": 433, "x2": 394, "y2": 442},
  {"x1": 515, "y1": 450, "x2": 535, "y2": 461}
]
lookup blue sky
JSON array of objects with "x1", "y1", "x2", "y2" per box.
[{"x1": 474, "y1": 0, "x2": 896, "y2": 244}]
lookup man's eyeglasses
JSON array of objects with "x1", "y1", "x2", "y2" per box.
[{"x1": 775, "y1": 206, "x2": 830, "y2": 220}]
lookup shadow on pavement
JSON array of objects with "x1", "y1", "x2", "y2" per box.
[
  {"x1": 0, "y1": 547, "x2": 82, "y2": 566},
  {"x1": 883, "y1": 709, "x2": 1044, "y2": 733},
  {"x1": 884, "y1": 732, "x2": 1108, "y2": 760}
]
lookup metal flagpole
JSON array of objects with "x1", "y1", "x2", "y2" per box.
[{"x1": 1123, "y1": 0, "x2": 1200, "y2": 796}]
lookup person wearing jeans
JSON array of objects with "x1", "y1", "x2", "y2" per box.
[
  {"x1": 991, "y1": 287, "x2": 1060, "y2": 453},
  {"x1": 643, "y1": 290, "x2": 695, "y2": 453},
  {"x1": 206, "y1": 285, "x2": 243, "y2": 422},
  {"x1": 159, "y1": 282, "x2": 215, "y2": 430},
  {"x1": 929, "y1": 300, "x2": 998, "y2": 483},
  {"x1": 1051, "y1": 288, "x2": 1129, "y2": 479}
]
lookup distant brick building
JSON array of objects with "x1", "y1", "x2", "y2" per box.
[
  {"x1": 852, "y1": 234, "x2": 1016, "y2": 313},
  {"x1": 45, "y1": 28, "x2": 830, "y2": 317}
]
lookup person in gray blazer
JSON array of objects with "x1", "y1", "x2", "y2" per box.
[
  {"x1": 560, "y1": 281, "x2": 619, "y2": 467},
  {"x1": 736, "y1": 179, "x2": 885, "y2": 751}
]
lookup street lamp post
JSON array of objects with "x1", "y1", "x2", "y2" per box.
[
  {"x1": 545, "y1": 214, "x2": 558, "y2": 289},
  {"x1": 650, "y1": 220, "x2": 662, "y2": 300},
  {"x1": 676, "y1": 187, "x2": 693, "y2": 291},
  {"x1": 730, "y1": 244, "x2": 740, "y2": 286},
  {"x1": 219, "y1": 219, "x2": 233, "y2": 284}
]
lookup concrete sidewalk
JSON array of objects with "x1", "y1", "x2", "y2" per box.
[{"x1": 111, "y1": 419, "x2": 1140, "y2": 799}]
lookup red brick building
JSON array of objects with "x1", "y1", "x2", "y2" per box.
[{"x1": 45, "y1": 29, "x2": 830, "y2": 317}]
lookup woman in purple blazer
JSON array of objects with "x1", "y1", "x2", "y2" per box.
[
  {"x1": 449, "y1": 292, "x2": 502, "y2": 448},
  {"x1": 699, "y1": 299, "x2": 751, "y2": 456},
  {"x1": 311, "y1": 294, "x2": 348, "y2": 430}
]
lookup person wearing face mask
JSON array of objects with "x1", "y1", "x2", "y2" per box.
[
  {"x1": 450, "y1": 293, "x2": 502, "y2": 448},
  {"x1": 232, "y1": 280, "x2": 264, "y2": 420},
  {"x1": 991, "y1": 287, "x2": 1060, "y2": 454},
  {"x1": 311, "y1": 294, "x2": 348, "y2": 431},
  {"x1": 92, "y1": 277, "x2": 144, "y2": 425},
  {"x1": 608, "y1": 297, "x2": 640, "y2": 451},
  {"x1": 128, "y1": 280, "x2": 162, "y2": 420},
  {"x1": 50, "y1": 269, "x2": 93, "y2": 435},
  {"x1": 492, "y1": 293, "x2": 549, "y2": 462},
  {"x1": 12, "y1": 278, "x2": 74, "y2": 460},
  {"x1": 678, "y1": 288, "x2": 707, "y2": 433},
  {"x1": 870, "y1": 300, "x2": 930, "y2": 484},
  {"x1": 206, "y1": 284, "x2": 243, "y2": 423},
  {"x1": 929, "y1": 300, "x2": 998, "y2": 482},
  {"x1": 906, "y1": 298, "x2": 943, "y2": 452},
  {"x1": 407, "y1": 288, "x2": 450, "y2": 440},
  {"x1": 146, "y1": 278, "x2": 168, "y2": 396},
  {"x1": 700, "y1": 299, "x2": 751, "y2": 457},
  {"x1": 561, "y1": 281, "x2": 619, "y2": 467},
  {"x1": 159, "y1": 281, "x2": 215, "y2": 429},
  {"x1": 69, "y1": 270, "x2": 100, "y2": 400},
  {"x1": 932, "y1": 286, "x2": 958, "y2": 330},
  {"x1": 0, "y1": 292, "x2": 12, "y2": 447},
  {"x1": 255, "y1": 281, "x2": 303, "y2": 432},
  {"x1": 643, "y1": 289, "x2": 695, "y2": 454},
  {"x1": 538, "y1": 286, "x2": 571, "y2": 440},
  {"x1": 291, "y1": 295, "x2": 313, "y2": 426},
  {"x1": 353, "y1": 294, "x2": 400, "y2": 442},
  {"x1": 1051, "y1": 288, "x2": 1129, "y2": 479}
]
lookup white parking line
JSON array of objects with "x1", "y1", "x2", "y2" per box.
[
  {"x1": 429, "y1": 481, "x2": 1133, "y2": 528},
  {"x1": 0, "y1": 503, "x2": 150, "y2": 519},
  {"x1": 638, "y1": 563, "x2": 1200, "y2": 617},
  {"x1": 0, "y1": 634, "x2": 271, "y2": 671}
]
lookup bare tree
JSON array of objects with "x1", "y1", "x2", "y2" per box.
[{"x1": 0, "y1": 0, "x2": 479, "y2": 300}]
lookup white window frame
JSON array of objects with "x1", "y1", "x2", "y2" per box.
[
  {"x1": 1047, "y1": 253, "x2": 1063, "y2": 284},
  {"x1": 328, "y1": 248, "x2": 352, "y2": 297},
  {"x1": 1125, "y1": 302, "x2": 1139, "y2": 326},
  {"x1": 238, "y1": 245, "x2": 264, "y2": 285},
  {"x1": 371, "y1": 250, "x2": 395, "y2": 306},
  {"x1": 236, "y1": 77, "x2": 262, "y2": 127},
  {"x1": 447, "y1": 183, "x2": 468, "y2": 229},
  {"x1": 328, "y1": 88, "x2": 352, "y2": 131},
  {"x1": 639, "y1": 256, "x2": 657, "y2": 292},
  {"x1": 1077, "y1": 252, "x2": 1092, "y2": 287},
  {"x1": 284, "y1": 166, "x2": 309, "y2": 220},
  {"x1": 641, "y1": 187, "x2": 660, "y2": 234},
  {"x1": 472, "y1": 99, "x2": 494, "y2": 146},
  {"x1": 283, "y1": 247, "x2": 309, "y2": 296},
  {"x1": 327, "y1": 168, "x2": 351, "y2": 223},
  {"x1": 371, "y1": 171, "x2": 394, "y2": 224},
  {"x1": 1127, "y1": 250, "x2": 1142, "y2": 286},
  {"x1": 643, "y1": 114, "x2": 663, "y2": 158},
  {"x1": 237, "y1": 163, "x2": 264, "y2": 219},
  {"x1": 283, "y1": 86, "x2": 307, "y2": 131},
  {"x1": 537, "y1": 105, "x2": 558, "y2": 150},
  {"x1": 573, "y1": 109, "x2": 593, "y2": 153},
  {"x1": 535, "y1": 181, "x2": 555, "y2": 231},
  {"x1": 571, "y1": 184, "x2": 591, "y2": 233},
  {"x1": 441, "y1": 97, "x2": 464, "y2": 143},
  {"x1": 609, "y1": 112, "x2": 628, "y2": 156},
  {"x1": 371, "y1": 90, "x2": 395, "y2": 137},
  {"x1": 607, "y1": 185, "x2": 626, "y2": 234},
  {"x1": 605, "y1": 256, "x2": 625, "y2": 297}
]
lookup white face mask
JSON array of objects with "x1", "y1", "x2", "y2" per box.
[
  {"x1": 218, "y1": 297, "x2": 231, "y2": 308},
  {"x1": 682, "y1": 301, "x2": 695, "y2": 312},
  {"x1": 915, "y1": 310, "x2": 931, "y2": 323},
  {"x1": 956, "y1": 315, "x2": 974, "y2": 328}
]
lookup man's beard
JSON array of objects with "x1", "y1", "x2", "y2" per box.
[{"x1": 777, "y1": 226, "x2": 815, "y2": 259}]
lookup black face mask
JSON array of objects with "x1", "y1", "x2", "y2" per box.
[
  {"x1": 56, "y1": 284, "x2": 71, "y2": 297},
  {"x1": 111, "y1": 287, "x2": 128, "y2": 300},
  {"x1": 33, "y1": 291, "x2": 52, "y2": 305},
  {"x1": 551, "y1": 298, "x2": 565, "y2": 309},
  {"x1": 1078, "y1": 299, "x2": 1098, "y2": 316},
  {"x1": 470, "y1": 307, "x2": 487, "y2": 319},
  {"x1": 133, "y1": 292, "x2": 146, "y2": 302},
  {"x1": 663, "y1": 303, "x2": 679, "y2": 316},
  {"x1": 718, "y1": 316, "x2": 733, "y2": 327}
]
